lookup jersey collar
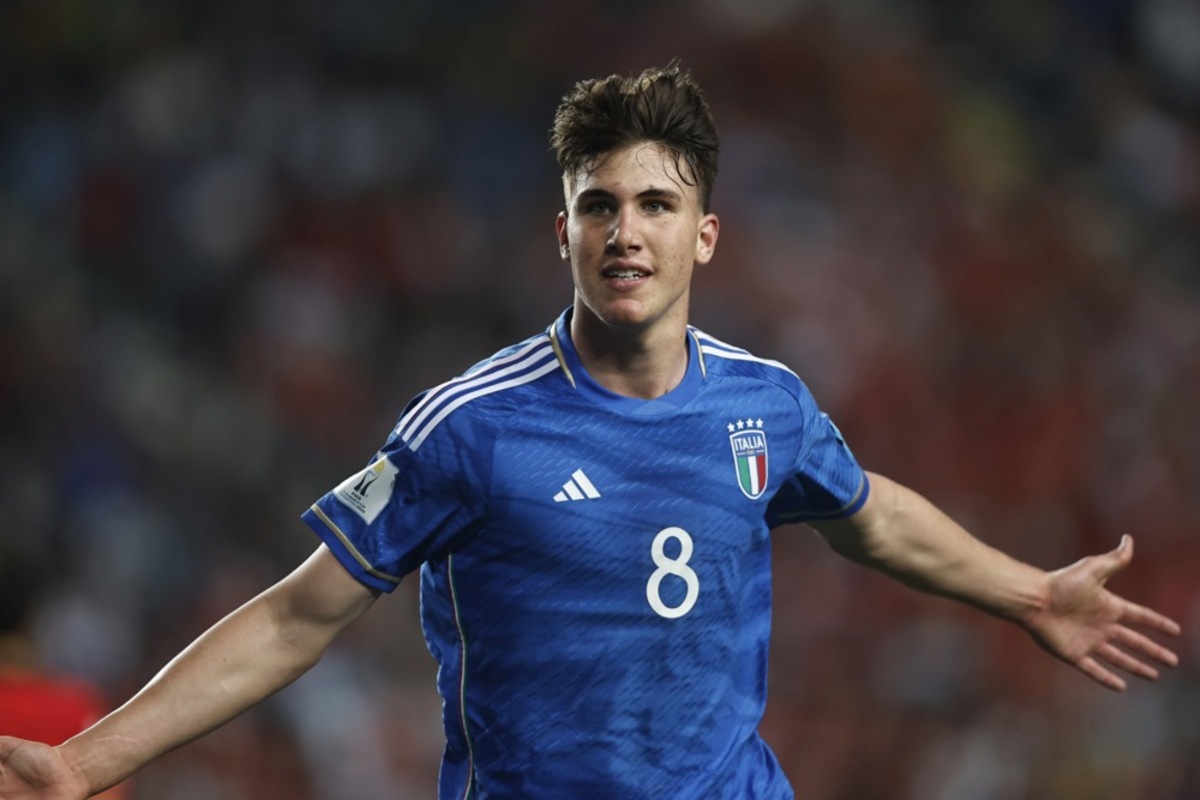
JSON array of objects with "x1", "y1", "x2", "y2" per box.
[{"x1": 548, "y1": 308, "x2": 705, "y2": 415}]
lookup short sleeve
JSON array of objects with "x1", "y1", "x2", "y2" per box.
[
  {"x1": 765, "y1": 388, "x2": 869, "y2": 527},
  {"x1": 302, "y1": 398, "x2": 491, "y2": 592}
]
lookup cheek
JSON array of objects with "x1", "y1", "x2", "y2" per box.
[
  {"x1": 666, "y1": 231, "x2": 702, "y2": 268},
  {"x1": 568, "y1": 227, "x2": 603, "y2": 259}
]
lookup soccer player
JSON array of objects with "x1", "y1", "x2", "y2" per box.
[{"x1": 0, "y1": 65, "x2": 1181, "y2": 799}]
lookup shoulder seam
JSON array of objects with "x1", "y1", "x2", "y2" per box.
[
  {"x1": 396, "y1": 337, "x2": 561, "y2": 450},
  {"x1": 691, "y1": 330, "x2": 796, "y2": 377}
]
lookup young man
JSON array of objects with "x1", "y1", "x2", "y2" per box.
[{"x1": 0, "y1": 65, "x2": 1181, "y2": 799}]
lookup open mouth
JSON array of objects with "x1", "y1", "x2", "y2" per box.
[{"x1": 602, "y1": 266, "x2": 650, "y2": 282}]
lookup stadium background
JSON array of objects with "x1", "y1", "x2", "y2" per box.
[{"x1": 2, "y1": 1, "x2": 1198, "y2": 797}]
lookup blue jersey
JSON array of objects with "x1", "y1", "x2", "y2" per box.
[{"x1": 303, "y1": 309, "x2": 868, "y2": 799}]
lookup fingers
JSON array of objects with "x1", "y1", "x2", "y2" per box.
[
  {"x1": 1077, "y1": 642, "x2": 1155, "y2": 692},
  {"x1": 1113, "y1": 623, "x2": 1180, "y2": 668},
  {"x1": 1097, "y1": 642, "x2": 1160, "y2": 681},
  {"x1": 1076, "y1": 621, "x2": 1181, "y2": 692},
  {"x1": 1077, "y1": 654, "x2": 1127, "y2": 692},
  {"x1": 1121, "y1": 599, "x2": 1183, "y2": 638}
]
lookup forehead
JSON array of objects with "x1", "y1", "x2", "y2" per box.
[{"x1": 562, "y1": 142, "x2": 700, "y2": 204}]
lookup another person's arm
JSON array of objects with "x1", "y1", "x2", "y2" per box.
[
  {"x1": 811, "y1": 471, "x2": 1181, "y2": 691},
  {"x1": 0, "y1": 544, "x2": 377, "y2": 799}
]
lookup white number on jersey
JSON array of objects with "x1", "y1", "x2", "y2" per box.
[{"x1": 646, "y1": 527, "x2": 700, "y2": 619}]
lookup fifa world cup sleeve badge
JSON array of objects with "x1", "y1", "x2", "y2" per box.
[{"x1": 334, "y1": 456, "x2": 401, "y2": 525}]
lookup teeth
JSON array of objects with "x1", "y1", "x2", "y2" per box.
[{"x1": 609, "y1": 270, "x2": 644, "y2": 279}]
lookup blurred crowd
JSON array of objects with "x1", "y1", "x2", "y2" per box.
[{"x1": 2, "y1": 0, "x2": 1198, "y2": 797}]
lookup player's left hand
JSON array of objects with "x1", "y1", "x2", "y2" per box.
[{"x1": 1024, "y1": 534, "x2": 1181, "y2": 691}]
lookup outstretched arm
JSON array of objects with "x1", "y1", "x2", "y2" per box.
[
  {"x1": 0, "y1": 544, "x2": 378, "y2": 799},
  {"x1": 810, "y1": 472, "x2": 1181, "y2": 691}
]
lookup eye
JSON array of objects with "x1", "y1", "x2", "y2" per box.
[
  {"x1": 644, "y1": 199, "x2": 672, "y2": 213},
  {"x1": 584, "y1": 200, "x2": 615, "y2": 215}
]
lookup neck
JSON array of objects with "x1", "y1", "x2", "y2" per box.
[{"x1": 569, "y1": 304, "x2": 690, "y2": 399}]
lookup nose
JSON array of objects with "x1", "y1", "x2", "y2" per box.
[{"x1": 607, "y1": 205, "x2": 641, "y2": 252}]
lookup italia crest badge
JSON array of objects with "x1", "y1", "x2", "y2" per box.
[{"x1": 728, "y1": 418, "x2": 768, "y2": 499}]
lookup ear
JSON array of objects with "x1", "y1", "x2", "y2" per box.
[
  {"x1": 694, "y1": 213, "x2": 720, "y2": 265},
  {"x1": 555, "y1": 211, "x2": 570, "y2": 261}
]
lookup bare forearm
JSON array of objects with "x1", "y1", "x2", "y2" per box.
[
  {"x1": 56, "y1": 546, "x2": 375, "y2": 796},
  {"x1": 813, "y1": 473, "x2": 1181, "y2": 691},
  {"x1": 816, "y1": 472, "x2": 1050, "y2": 623},
  {"x1": 57, "y1": 591, "x2": 314, "y2": 794}
]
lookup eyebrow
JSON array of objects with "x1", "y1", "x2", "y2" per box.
[{"x1": 574, "y1": 186, "x2": 683, "y2": 203}]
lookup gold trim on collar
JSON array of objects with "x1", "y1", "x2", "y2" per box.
[
  {"x1": 689, "y1": 329, "x2": 707, "y2": 377},
  {"x1": 549, "y1": 324, "x2": 577, "y2": 388}
]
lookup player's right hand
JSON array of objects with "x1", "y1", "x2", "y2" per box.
[{"x1": 0, "y1": 737, "x2": 89, "y2": 800}]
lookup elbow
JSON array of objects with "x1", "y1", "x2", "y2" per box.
[{"x1": 830, "y1": 472, "x2": 900, "y2": 561}]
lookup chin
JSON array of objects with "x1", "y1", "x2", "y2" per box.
[
  {"x1": 577, "y1": 293, "x2": 633, "y2": 319},
  {"x1": 594, "y1": 302, "x2": 654, "y2": 330}
]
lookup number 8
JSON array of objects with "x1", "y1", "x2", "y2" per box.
[{"x1": 646, "y1": 527, "x2": 700, "y2": 619}]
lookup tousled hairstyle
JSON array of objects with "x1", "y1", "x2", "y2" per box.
[{"x1": 550, "y1": 64, "x2": 720, "y2": 212}]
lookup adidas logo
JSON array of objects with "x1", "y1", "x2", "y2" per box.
[{"x1": 554, "y1": 469, "x2": 601, "y2": 502}]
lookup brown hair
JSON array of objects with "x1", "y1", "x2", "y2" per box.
[{"x1": 550, "y1": 64, "x2": 720, "y2": 212}]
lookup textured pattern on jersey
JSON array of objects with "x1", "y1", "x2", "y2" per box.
[{"x1": 303, "y1": 309, "x2": 869, "y2": 799}]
